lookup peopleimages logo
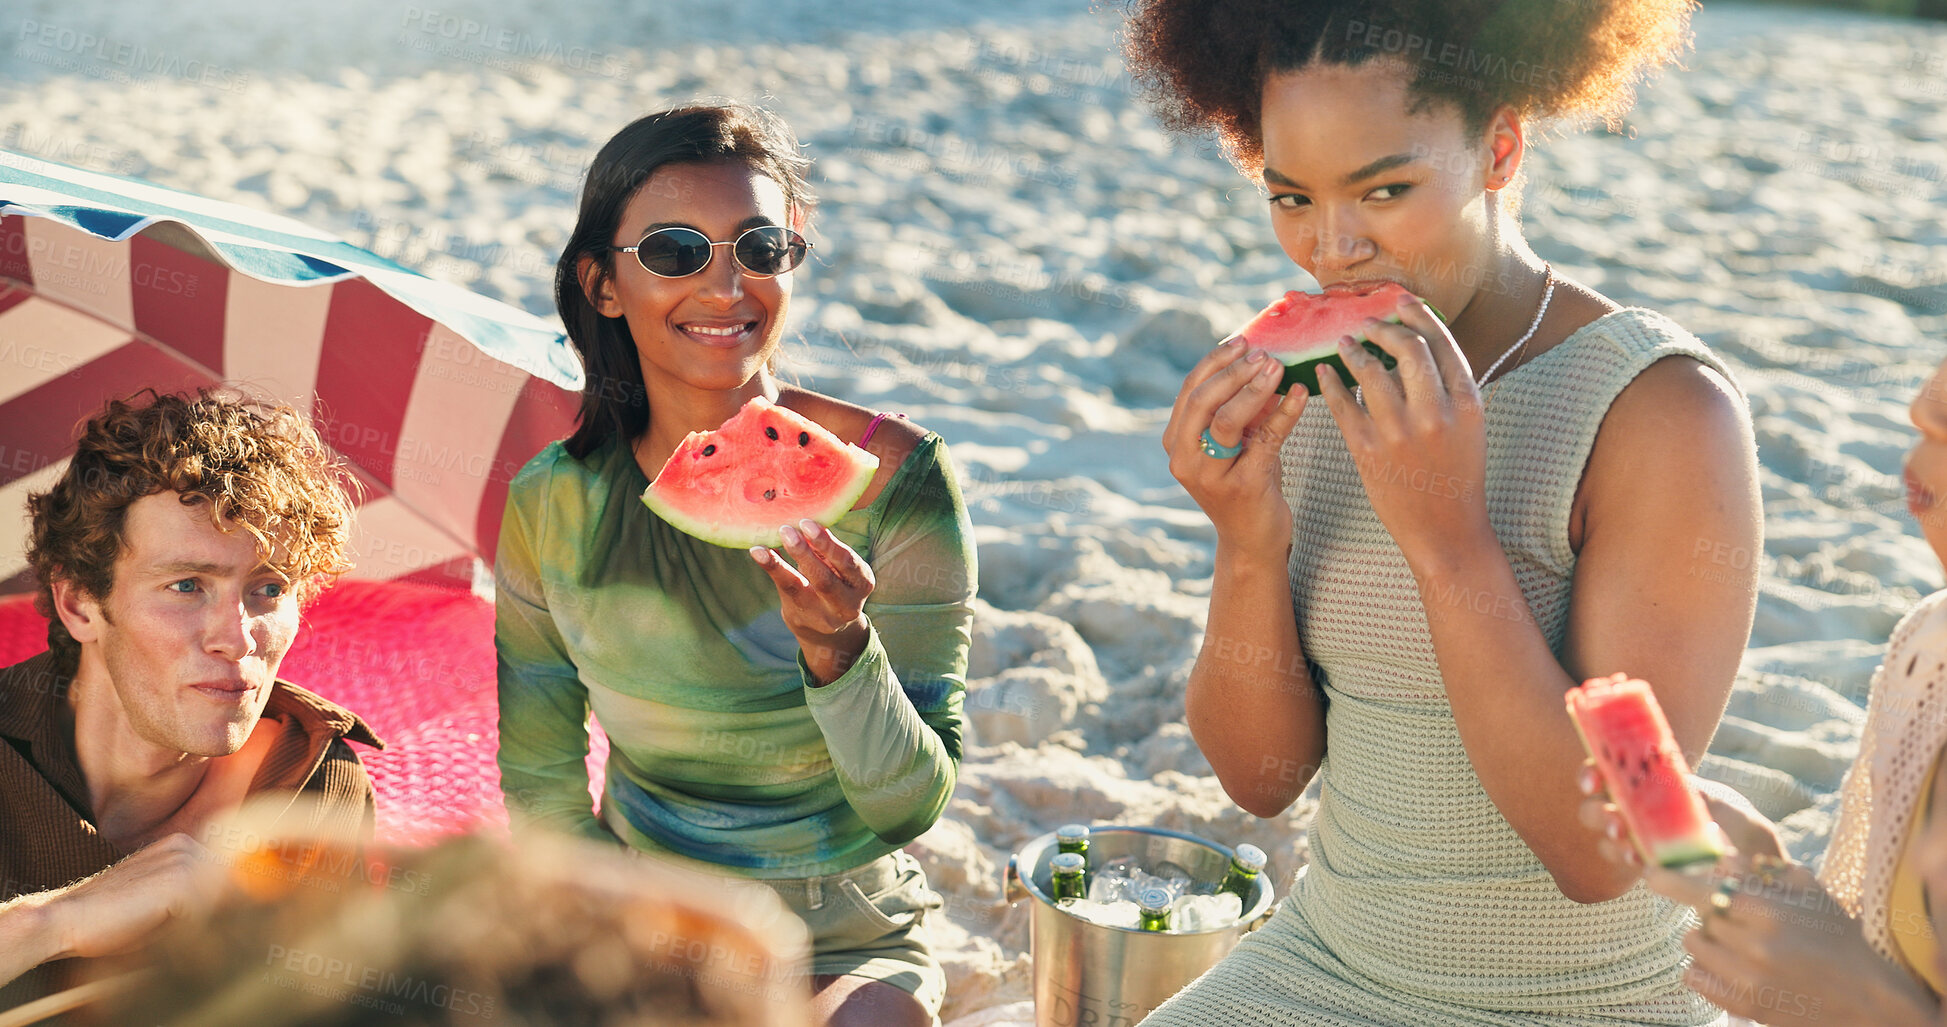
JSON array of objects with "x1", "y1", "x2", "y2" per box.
[
  {"x1": 263, "y1": 946, "x2": 496, "y2": 1019},
  {"x1": 397, "y1": 7, "x2": 631, "y2": 79},
  {"x1": 1343, "y1": 19, "x2": 1561, "y2": 90},
  {"x1": 15, "y1": 21, "x2": 249, "y2": 92}
]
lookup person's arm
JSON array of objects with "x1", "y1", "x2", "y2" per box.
[
  {"x1": 0, "y1": 834, "x2": 219, "y2": 989},
  {"x1": 761, "y1": 436, "x2": 977, "y2": 846},
  {"x1": 1322, "y1": 299, "x2": 1761, "y2": 903},
  {"x1": 0, "y1": 894, "x2": 61, "y2": 989},
  {"x1": 1167, "y1": 341, "x2": 1323, "y2": 817},
  {"x1": 495, "y1": 459, "x2": 609, "y2": 843}
]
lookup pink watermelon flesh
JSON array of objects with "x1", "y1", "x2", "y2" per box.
[
  {"x1": 642, "y1": 397, "x2": 880, "y2": 549},
  {"x1": 1236, "y1": 280, "x2": 1422, "y2": 396},
  {"x1": 1566, "y1": 676, "x2": 1724, "y2": 869}
]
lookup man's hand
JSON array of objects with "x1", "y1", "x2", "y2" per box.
[{"x1": 0, "y1": 833, "x2": 224, "y2": 989}]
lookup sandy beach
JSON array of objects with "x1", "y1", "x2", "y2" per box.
[{"x1": 4, "y1": 0, "x2": 1946, "y2": 1021}]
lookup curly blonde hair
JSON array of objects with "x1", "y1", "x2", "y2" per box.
[
  {"x1": 27, "y1": 389, "x2": 358, "y2": 672},
  {"x1": 1123, "y1": 0, "x2": 1697, "y2": 173}
]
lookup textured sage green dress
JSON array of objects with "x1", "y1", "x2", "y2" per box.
[{"x1": 1144, "y1": 308, "x2": 1737, "y2": 1026}]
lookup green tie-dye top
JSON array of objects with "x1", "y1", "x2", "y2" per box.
[{"x1": 494, "y1": 429, "x2": 975, "y2": 878}]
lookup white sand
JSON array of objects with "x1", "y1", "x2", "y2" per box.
[{"x1": 3, "y1": 1, "x2": 1945, "y2": 1022}]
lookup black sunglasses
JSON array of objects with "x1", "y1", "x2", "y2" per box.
[{"x1": 612, "y1": 225, "x2": 811, "y2": 279}]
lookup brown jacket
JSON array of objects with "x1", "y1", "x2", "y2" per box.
[{"x1": 0, "y1": 650, "x2": 383, "y2": 1009}]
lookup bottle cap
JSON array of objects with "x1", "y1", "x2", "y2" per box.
[
  {"x1": 1051, "y1": 852, "x2": 1085, "y2": 874},
  {"x1": 1232, "y1": 843, "x2": 1267, "y2": 871},
  {"x1": 1057, "y1": 823, "x2": 1089, "y2": 841},
  {"x1": 1135, "y1": 885, "x2": 1172, "y2": 914}
]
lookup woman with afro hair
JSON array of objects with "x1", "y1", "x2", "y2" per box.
[{"x1": 1134, "y1": 0, "x2": 1760, "y2": 1023}]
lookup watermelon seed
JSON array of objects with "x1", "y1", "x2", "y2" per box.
[
  {"x1": 799, "y1": 431, "x2": 810, "y2": 446},
  {"x1": 765, "y1": 426, "x2": 780, "y2": 441},
  {"x1": 702, "y1": 444, "x2": 716, "y2": 456},
  {"x1": 763, "y1": 489, "x2": 777, "y2": 500}
]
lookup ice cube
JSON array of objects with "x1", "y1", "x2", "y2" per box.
[
  {"x1": 1168, "y1": 893, "x2": 1246, "y2": 932},
  {"x1": 1087, "y1": 874, "x2": 1130, "y2": 904},
  {"x1": 1153, "y1": 860, "x2": 1196, "y2": 892},
  {"x1": 1057, "y1": 897, "x2": 1140, "y2": 930},
  {"x1": 1168, "y1": 895, "x2": 1214, "y2": 932}
]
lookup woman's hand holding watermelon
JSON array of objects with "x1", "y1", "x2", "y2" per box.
[
  {"x1": 1575, "y1": 759, "x2": 1781, "y2": 873},
  {"x1": 751, "y1": 518, "x2": 875, "y2": 686},
  {"x1": 1314, "y1": 292, "x2": 1493, "y2": 580},
  {"x1": 1163, "y1": 337, "x2": 1310, "y2": 550}
]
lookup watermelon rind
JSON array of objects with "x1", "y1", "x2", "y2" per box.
[
  {"x1": 1274, "y1": 336, "x2": 1400, "y2": 397},
  {"x1": 1643, "y1": 835, "x2": 1727, "y2": 871},
  {"x1": 1239, "y1": 283, "x2": 1444, "y2": 396},
  {"x1": 646, "y1": 472, "x2": 873, "y2": 550},
  {"x1": 1565, "y1": 677, "x2": 1726, "y2": 872},
  {"x1": 640, "y1": 399, "x2": 880, "y2": 550}
]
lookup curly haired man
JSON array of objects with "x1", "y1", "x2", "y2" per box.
[{"x1": 0, "y1": 390, "x2": 381, "y2": 1007}]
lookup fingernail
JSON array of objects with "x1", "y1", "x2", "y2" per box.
[
  {"x1": 1337, "y1": 335, "x2": 1356, "y2": 352},
  {"x1": 1244, "y1": 347, "x2": 1264, "y2": 362},
  {"x1": 798, "y1": 518, "x2": 820, "y2": 536},
  {"x1": 780, "y1": 524, "x2": 802, "y2": 546},
  {"x1": 1606, "y1": 822, "x2": 1623, "y2": 841},
  {"x1": 749, "y1": 546, "x2": 770, "y2": 562}
]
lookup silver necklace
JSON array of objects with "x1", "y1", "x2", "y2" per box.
[{"x1": 1474, "y1": 264, "x2": 1555, "y2": 389}]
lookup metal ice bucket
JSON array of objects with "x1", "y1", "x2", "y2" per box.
[{"x1": 1003, "y1": 826, "x2": 1276, "y2": 1027}]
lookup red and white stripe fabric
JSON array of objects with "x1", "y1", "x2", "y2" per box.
[{"x1": 0, "y1": 213, "x2": 578, "y2": 592}]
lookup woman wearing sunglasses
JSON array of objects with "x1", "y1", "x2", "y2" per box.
[
  {"x1": 494, "y1": 102, "x2": 975, "y2": 1027},
  {"x1": 1132, "y1": 0, "x2": 1760, "y2": 1023}
]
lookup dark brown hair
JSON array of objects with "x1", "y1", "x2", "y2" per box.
[
  {"x1": 555, "y1": 101, "x2": 816, "y2": 460},
  {"x1": 27, "y1": 389, "x2": 357, "y2": 671},
  {"x1": 1123, "y1": 0, "x2": 1697, "y2": 172}
]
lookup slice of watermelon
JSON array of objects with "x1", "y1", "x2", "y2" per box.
[
  {"x1": 1565, "y1": 674, "x2": 1725, "y2": 870},
  {"x1": 1235, "y1": 280, "x2": 1426, "y2": 396},
  {"x1": 641, "y1": 397, "x2": 880, "y2": 549}
]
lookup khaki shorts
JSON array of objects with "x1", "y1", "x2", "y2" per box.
[{"x1": 758, "y1": 849, "x2": 946, "y2": 1015}]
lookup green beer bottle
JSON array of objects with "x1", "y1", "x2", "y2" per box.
[
  {"x1": 1217, "y1": 843, "x2": 1267, "y2": 902},
  {"x1": 1050, "y1": 852, "x2": 1087, "y2": 902},
  {"x1": 1056, "y1": 823, "x2": 1089, "y2": 862},
  {"x1": 1136, "y1": 885, "x2": 1172, "y2": 932}
]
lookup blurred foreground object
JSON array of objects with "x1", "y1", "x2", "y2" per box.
[{"x1": 79, "y1": 811, "x2": 812, "y2": 1027}]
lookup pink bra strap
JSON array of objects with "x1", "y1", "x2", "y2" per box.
[{"x1": 859, "y1": 411, "x2": 907, "y2": 447}]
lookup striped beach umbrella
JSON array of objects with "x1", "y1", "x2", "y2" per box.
[{"x1": 0, "y1": 150, "x2": 583, "y2": 592}]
